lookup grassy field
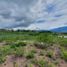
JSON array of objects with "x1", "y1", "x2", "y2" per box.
[{"x1": 0, "y1": 30, "x2": 67, "y2": 67}]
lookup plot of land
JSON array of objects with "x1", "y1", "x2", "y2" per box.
[{"x1": 0, "y1": 30, "x2": 67, "y2": 67}]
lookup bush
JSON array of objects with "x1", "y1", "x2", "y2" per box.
[
  {"x1": 0, "y1": 45, "x2": 11, "y2": 57},
  {"x1": 46, "y1": 51, "x2": 53, "y2": 58},
  {"x1": 59, "y1": 39, "x2": 67, "y2": 47},
  {"x1": 25, "y1": 50, "x2": 35, "y2": 59},
  {"x1": 26, "y1": 63, "x2": 34, "y2": 67},
  {"x1": 37, "y1": 60, "x2": 48, "y2": 67},
  {"x1": 39, "y1": 50, "x2": 45, "y2": 56},
  {"x1": 61, "y1": 48, "x2": 67, "y2": 61},
  {"x1": 0, "y1": 56, "x2": 6, "y2": 64},
  {"x1": 34, "y1": 42, "x2": 50, "y2": 49},
  {"x1": 10, "y1": 41, "x2": 26, "y2": 49},
  {"x1": 31, "y1": 59, "x2": 56, "y2": 67},
  {"x1": 48, "y1": 63, "x2": 56, "y2": 67},
  {"x1": 16, "y1": 41, "x2": 27, "y2": 47},
  {"x1": 14, "y1": 47, "x2": 24, "y2": 57},
  {"x1": 0, "y1": 45, "x2": 11, "y2": 64}
]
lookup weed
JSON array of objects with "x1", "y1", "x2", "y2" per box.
[
  {"x1": 61, "y1": 48, "x2": 67, "y2": 61},
  {"x1": 34, "y1": 42, "x2": 50, "y2": 49},
  {"x1": 37, "y1": 59, "x2": 48, "y2": 67},
  {"x1": 25, "y1": 50, "x2": 35, "y2": 59},
  {"x1": 46, "y1": 50, "x2": 53, "y2": 58},
  {"x1": 0, "y1": 56, "x2": 6, "y2": 64},
  {"x1": 14, "y1": 47, "x2": 24, "y2": 57}
]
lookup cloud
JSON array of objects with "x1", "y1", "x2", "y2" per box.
[
  {"x1": 0, "y1": 0, "x2": 37, "y2": 28},
  {"x1": 0, "y1": 0, "x2": 67, "y2": 30}
]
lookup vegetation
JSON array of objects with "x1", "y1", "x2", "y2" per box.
[
  {"x1": 34, "y1": 42, "x2": 51, "y2": 49},
  {"x1": 0, "y1": 30, "x2": 67, "y2": 67},
  {"x1": 25, "y1": 50, "x2": 36, "y2": 59},
  {"x1": 61, "y1": 47, "x2": 67, "y2": 61},
  {"x1": 37, "y1": 59, "x2": 48, "y2": 67},
  {"x1": 46, "y1": 50, "x2": 53, "y2": 58}
]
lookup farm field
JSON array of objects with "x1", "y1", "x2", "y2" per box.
[{"x1": 0, "y1": 30, "x2": 67, "y2": 67}]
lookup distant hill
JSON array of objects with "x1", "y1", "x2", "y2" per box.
[{"x1": 51, "y1": 26, "x2": 67, "y2": 32}]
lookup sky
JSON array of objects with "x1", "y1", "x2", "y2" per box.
[{"x1": 0, "y1": 0, "x2": 67, "y2": 30}]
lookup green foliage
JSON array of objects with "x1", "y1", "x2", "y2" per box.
[
  {"x1": 31, "y1": 59, "x2": 49, "y2": 67},
  {"x1": 61, "y1": 48, "x2": 67, "y2": 61},
  {"x1": 0, "y1": 42, "x2": 25, "y2": 64},
  {"x1": 31, "y1": 59, "x2": 56, "y2": 67},
  {"x1": 25, "y1": 50, "x2": 35, "y2": 59},
  {"x1": 59, "y1": 39, "x2": 67, "y2": 47},
  {"x1": 10, "y1": 42, "x2": 26, "y2": 49},
  {"x1": 48, "y1": 63, "x2": 56, "y2": 67},
  {"x1": 37, "y1": 60, "x2": 48, "y2": 67},
  {"x1": 0, "y1": 30, "x2": 67, "y2": 46},
  {"x1": 15, "y1": 41, "x2": 27, "y2": 47},
  {"x1": 34, "y1": 42, "x2": 51, "y2": 49},
  {"x1": 39, "y1": 50, "x2": 45, "y2": 56},
  {"x1": 14, "y1": 47, "x2": 24, "y2": 57},
  {"x1": 46, "y1": 51, "x2": 53, "y2": 58},
  {"x1": 0, "y1": 45, "x2": 11, "y2": 64},
  {"x1": 0, "y1": 30, "x2": 67, "y2": 66},
  {"x1": 0, "y1": 56, "x2": 6, "y2": 64}
]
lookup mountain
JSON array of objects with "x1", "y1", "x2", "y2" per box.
[{"x1": 51, "y1": 26, "x2": 67, "y2": 32}]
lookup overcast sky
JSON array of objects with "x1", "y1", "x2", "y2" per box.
[{"x1": 0, "y1": 0, "x2": 67, "y2": 30}]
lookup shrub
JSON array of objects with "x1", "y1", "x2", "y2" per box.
[
  {"x1": 48, "y1": 63, "x2": 56, "y2": 67},
  {"x1": 26, "y1": 63, "x2": 34, "y2": 67},
  {"x1": 0, "y1": 45, "x2": 11, "y2": 56},
  {"x1": 34, "y1": 42, "x2": 50, "y2": 49},
  {"x1": 31, "y1": 59, "x2": 56, "y2": 67},
  {"x1": 59, "y1": 39, "x2": 67, "y2": 47},
  {"x1": 25, "y1": 50, "x2": 35, "y2": 59},
  {"x1": 37, "y1": 60, "x2": 48, "y2": 67},
  {"x1": 30, "y1": 49, "x2": 36, "y2": 53},
  {"x1": 0, "y1": 56, "x2": 6, "y2": 64},
  {"x1": 14, "y1": 47, "x2": 24, "y2": 57},
  {"x1": 0, "y1": 45, "x2": 11, "y2": 64},
  {"x1": 39, "y1": 50, "x2": 45, "y2": 56},
  {"x1": 10, "y1": 41, "x2": 26, "y2": 49},
  {"x1": 46, "y1": 51, "x2": 53, "y2": 58},
  {"x1": 61, "y1": 48, "x2": 67, "y2": 61},
  {"x1": 16, "y1": 41, "x2": 27, "y2": 47}
]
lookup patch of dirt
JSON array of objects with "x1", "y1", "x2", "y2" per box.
[
  {"x1": 0, "y1": 43, "x2": 67, "y2": 67},
  {"x1": 1, "y1": 55, "x2": 27, "y2": 67},
  {"x1": 58, "y1": 60, "x2": 67, "y2": 67}
]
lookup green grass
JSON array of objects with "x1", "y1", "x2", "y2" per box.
[
  {"x1": 0, "y1": 30, "x2": 67, "y2": 66},
  {"x1": 0, "y1": 30, "x2": 67, "y2": 45}
]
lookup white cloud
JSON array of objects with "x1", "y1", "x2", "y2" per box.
[{"x1": 0, "y1": 0, "x2": 67, "y2": 30}]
